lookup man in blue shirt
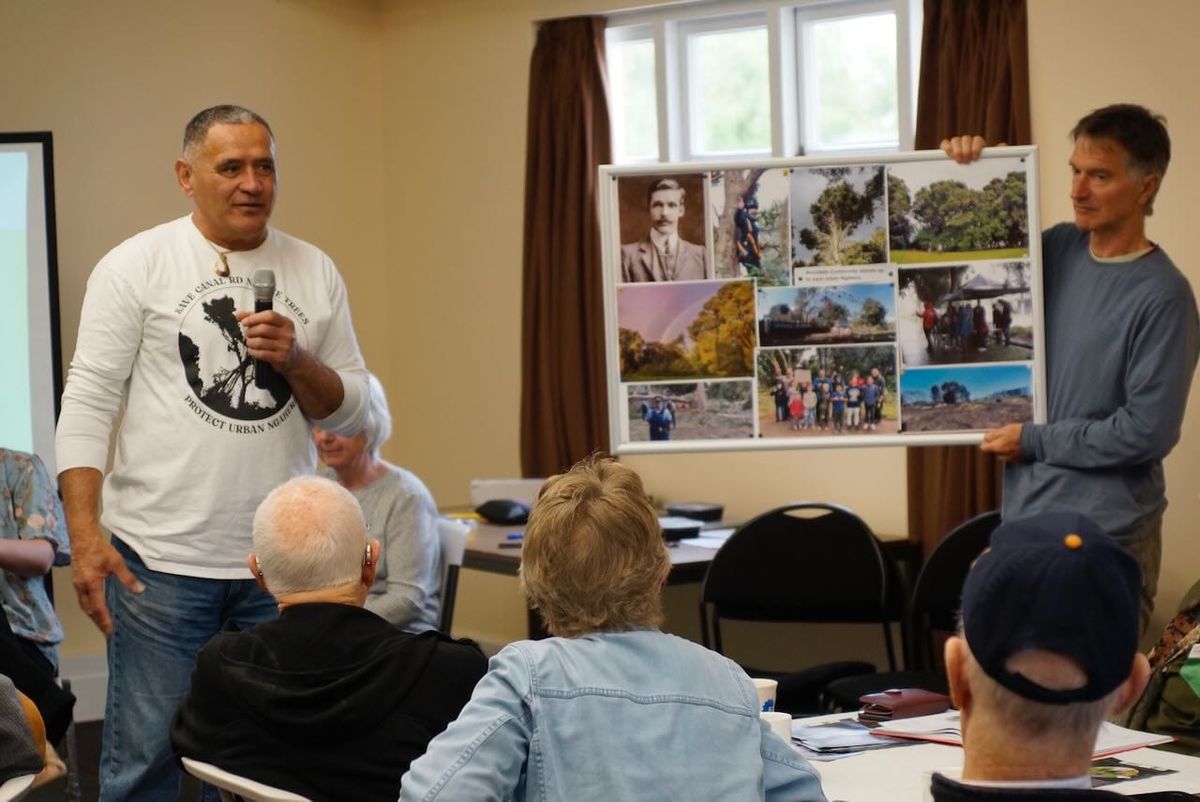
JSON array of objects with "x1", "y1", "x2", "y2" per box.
[{"x1": 944, "y1": 104, "x2": 1199, "y2": 631}]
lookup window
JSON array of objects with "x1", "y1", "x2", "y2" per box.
[
  {"x1": 683, "y1": 18, "x2": 771, "y2": 158},
  {"x1": 605, "y1": 0, "x2": 919, "y2": 164},
  {"x1": 608, "y1": 26, "x2": 660, "y2": 163}
]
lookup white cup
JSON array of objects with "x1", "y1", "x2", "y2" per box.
[
  {"x1": 751, "y1": 677, "x2": 778, "y2": 712},
  {"x1": 761, "y1": 711, "x2": 793, "y2": 742}
]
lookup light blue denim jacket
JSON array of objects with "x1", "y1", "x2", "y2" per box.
[{"x1": 400, "y1": 630, "x2": 826, "y2": 802}]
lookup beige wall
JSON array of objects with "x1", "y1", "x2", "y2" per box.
[
  {"x1": 3, "y1": 0, "x2": 1197, "y2": 660},
  {"x1": 2, "y1": 0, "x2": 387, "y2": 658}
]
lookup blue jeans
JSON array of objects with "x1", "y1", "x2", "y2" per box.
[{"x1": 101, "y1": 538, "x2": 277, "y2": 801}]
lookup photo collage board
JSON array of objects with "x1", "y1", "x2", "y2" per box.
[{"x1": 600, "y1": 148, "x2": 1045, "y2": 454}]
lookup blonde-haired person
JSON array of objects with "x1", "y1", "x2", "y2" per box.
[
  {"x1": 312, "y1": 374, "x2": 441, "y2": 631},
  {"x1": 401, "y1": 456, "x2": 825, "y2": 802}
]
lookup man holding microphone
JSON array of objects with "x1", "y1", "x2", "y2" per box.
[{"x1": 56, "y1": 105, "x2": 369, "y2": 800}]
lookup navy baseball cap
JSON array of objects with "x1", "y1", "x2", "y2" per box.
[{"x1": 960, "y1": 512, "x2": 1141, "y2": 704}]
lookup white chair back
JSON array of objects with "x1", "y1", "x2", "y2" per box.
[
  {"x1": 0, "y1": 774, "x2": 35, "y2": 802},
  {"x1": 180, "y1": 757, "x2": 310, "y2": 802},
  {"x1": 436, "y1": 517, "x2": 472, "y2": 634}
]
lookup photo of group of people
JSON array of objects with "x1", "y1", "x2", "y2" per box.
[
  {"x1": 605, "y1": 151, "x2": 1040, "y2": 447},
  {"x1": 757, "y1": 346, "x2": 898, "y2": 438},
  {"x1": 897, "y1": 261, "x2": 1032, "y2": 366}
]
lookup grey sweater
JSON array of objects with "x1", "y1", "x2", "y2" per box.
[
  {"x1": 322, "y1": 465, "x2": 442, "y2": 631},
  {"x1": 1003, "y1": 223, "x2": 1198, "y2": 543}
]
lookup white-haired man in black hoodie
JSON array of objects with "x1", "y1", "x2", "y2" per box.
[{"x1": 170, "y1": 476, "x2": 485, "y2": 801}]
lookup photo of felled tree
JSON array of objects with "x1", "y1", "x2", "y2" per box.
[
  {"x1": 900, "y1": 363, "x2": 1032, "y2": 432},
  {"x1": 710, "y1": 168, "x2": 791, "y2": 285},
  {"x1": 888, "y1": 156, "x2": 1029, "y2": 263},
  {"x1": 626, "y1": 381, "x2": 754, "y2": 442},
  {"x1": 791, "y1": 165, "x2": 887, "y2": 267},
  {"x1": 618, "y1": 280, "x2": 756, "y2": 381},
  {"x1": 758, "y1": 283, "x2": 895, "y2": 347}
]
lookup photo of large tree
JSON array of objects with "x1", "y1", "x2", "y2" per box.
[
  {"x1": 618, "y1": 280, "x2": 756, "y2": 381},
  {"x1": 888, "y1": 156, "x2": 1029, "y2": 263},
  {"x1": 791, "y1": 165, "x2": 887, "y2": 267},
  {"x1": 710, "y1": 168, "x2": 791, "y2": 285}
]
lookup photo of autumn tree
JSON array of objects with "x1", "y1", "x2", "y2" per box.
[
  {"x1": 625, "y1": 381, "x2": 754, "y2": 442},
  {"x1": 758, "y1": 283, "x2": 895, "y2": 347},
  {"x1": 710, "y1": 168, "x2": 791, "y2": 285},
  {"x1": 618, "y1": 280, "x2": 756, "y2": 381},
  {"x1": 791, "y1": 165, "x2": 887, "y2": 267},
  {"x1": 888, "y1": 156, "x2": 1030, "y2": 263}
]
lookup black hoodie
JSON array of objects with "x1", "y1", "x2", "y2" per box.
[{"x1": 171, "y1": 603, "x2": 486, "y2": 801}]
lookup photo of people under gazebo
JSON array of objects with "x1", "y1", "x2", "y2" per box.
[{"x1": 896, "y1": 261, "x2": 1032, "y2": 367}]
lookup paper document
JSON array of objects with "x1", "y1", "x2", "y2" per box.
[
  {"x1": 872, "y1": 711, "x2": 1173, "y2": 757},
  {"x1": 687, "y1": 528, "x2": 736, "y2": 549},
  {"x1": 791, "y1": 717, "x2": 916, "y2": 760}
]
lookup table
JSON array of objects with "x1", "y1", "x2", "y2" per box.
[
  {"x1": 796, "y1": 714, "x2": 1200, "y2": 800},
  {"x1": 463, "y1": 521, "x2": 719, "y2": 585},
  {"x1": 463, "y1": 521, "x2": 726, "y2": 637},
  {"x1": 462, "y1": 520, "x2": 923, "y2": 639}
]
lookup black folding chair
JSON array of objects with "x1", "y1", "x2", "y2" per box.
[
  {"x1": 699, "y1": 503, "x2": 904, "y2": 714},
  {"x1": 821, "y1": 510, "x2": 1000, "y2": 711}
]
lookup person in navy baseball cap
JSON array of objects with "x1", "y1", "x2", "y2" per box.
[{"x1": 934, "y1": 512, "x2": 1152, "y2": 800}]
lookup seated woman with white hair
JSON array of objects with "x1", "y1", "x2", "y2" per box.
[
  {"x1": 400, "y1": 456, "x2": 825, "y2": 802},
  {"x1": 312, "y1": 374, "x2": 441, "y2": 632}
]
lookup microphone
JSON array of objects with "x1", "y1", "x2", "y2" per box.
[{"x1": 251, "y1": 269, "x2": 277, "y2": 389}]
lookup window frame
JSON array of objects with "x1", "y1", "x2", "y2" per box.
[
  {"x1": 676, "y1": 11, "x2": 773, "y2": 161},
  {"x1": 606, "y1": 23, "x2": 661, "y2": 165},
  {"x1": 604, "y1": 0, "x2": 921, "y2": 164}
]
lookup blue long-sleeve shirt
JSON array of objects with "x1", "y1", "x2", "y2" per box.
[{"x1": 1004, "y1": 224, "x2": 1199, "y2": 543}]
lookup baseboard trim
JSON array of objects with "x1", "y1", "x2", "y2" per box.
[{"x1": 60, "y1": 653, "x2": 106, "y2": 722}]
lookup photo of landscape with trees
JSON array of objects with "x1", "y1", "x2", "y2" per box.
[
  {"x1": 758, "y1": 283, "x2": 895, "y2": 347},
  {"x1": 625, "y1": 381, "x2": 754, "y2": 441},
  {"x1": 900, "y1": 363, "x2": 1033, "y2": 432},
  {"x1": 888, "y1": 156, "x2": 1029, "y2": 263}
]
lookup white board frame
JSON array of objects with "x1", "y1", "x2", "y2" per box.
[{"x1": 600, "y1": 146, "x2": 1045, "y2": 455}]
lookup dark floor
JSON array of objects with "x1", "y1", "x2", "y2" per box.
[{"x1": 27, "y1": 720, "x2": 201, "y2": 802}]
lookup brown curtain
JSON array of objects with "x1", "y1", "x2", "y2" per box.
[
  {"x1": 907, "y1": 0, "x2": 1030, "y2": 555},
  {"x1": 519, "y1": 18, "x2": 612, "y2": 478}
]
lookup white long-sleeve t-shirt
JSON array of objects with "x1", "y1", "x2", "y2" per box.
[{"x1": 56, "y1": 216, "x2": 369, "y2": 578}]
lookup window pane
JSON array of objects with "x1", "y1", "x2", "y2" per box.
[
  {"x1": 608, "y1": 38, "x2": 658, "y2": 162},
  {"x1": 809, "y1": 13, "x2": 898, "y2": 149},
  {"x1": 688, "y1": 26, "x2": 771, "y2": 155}
]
